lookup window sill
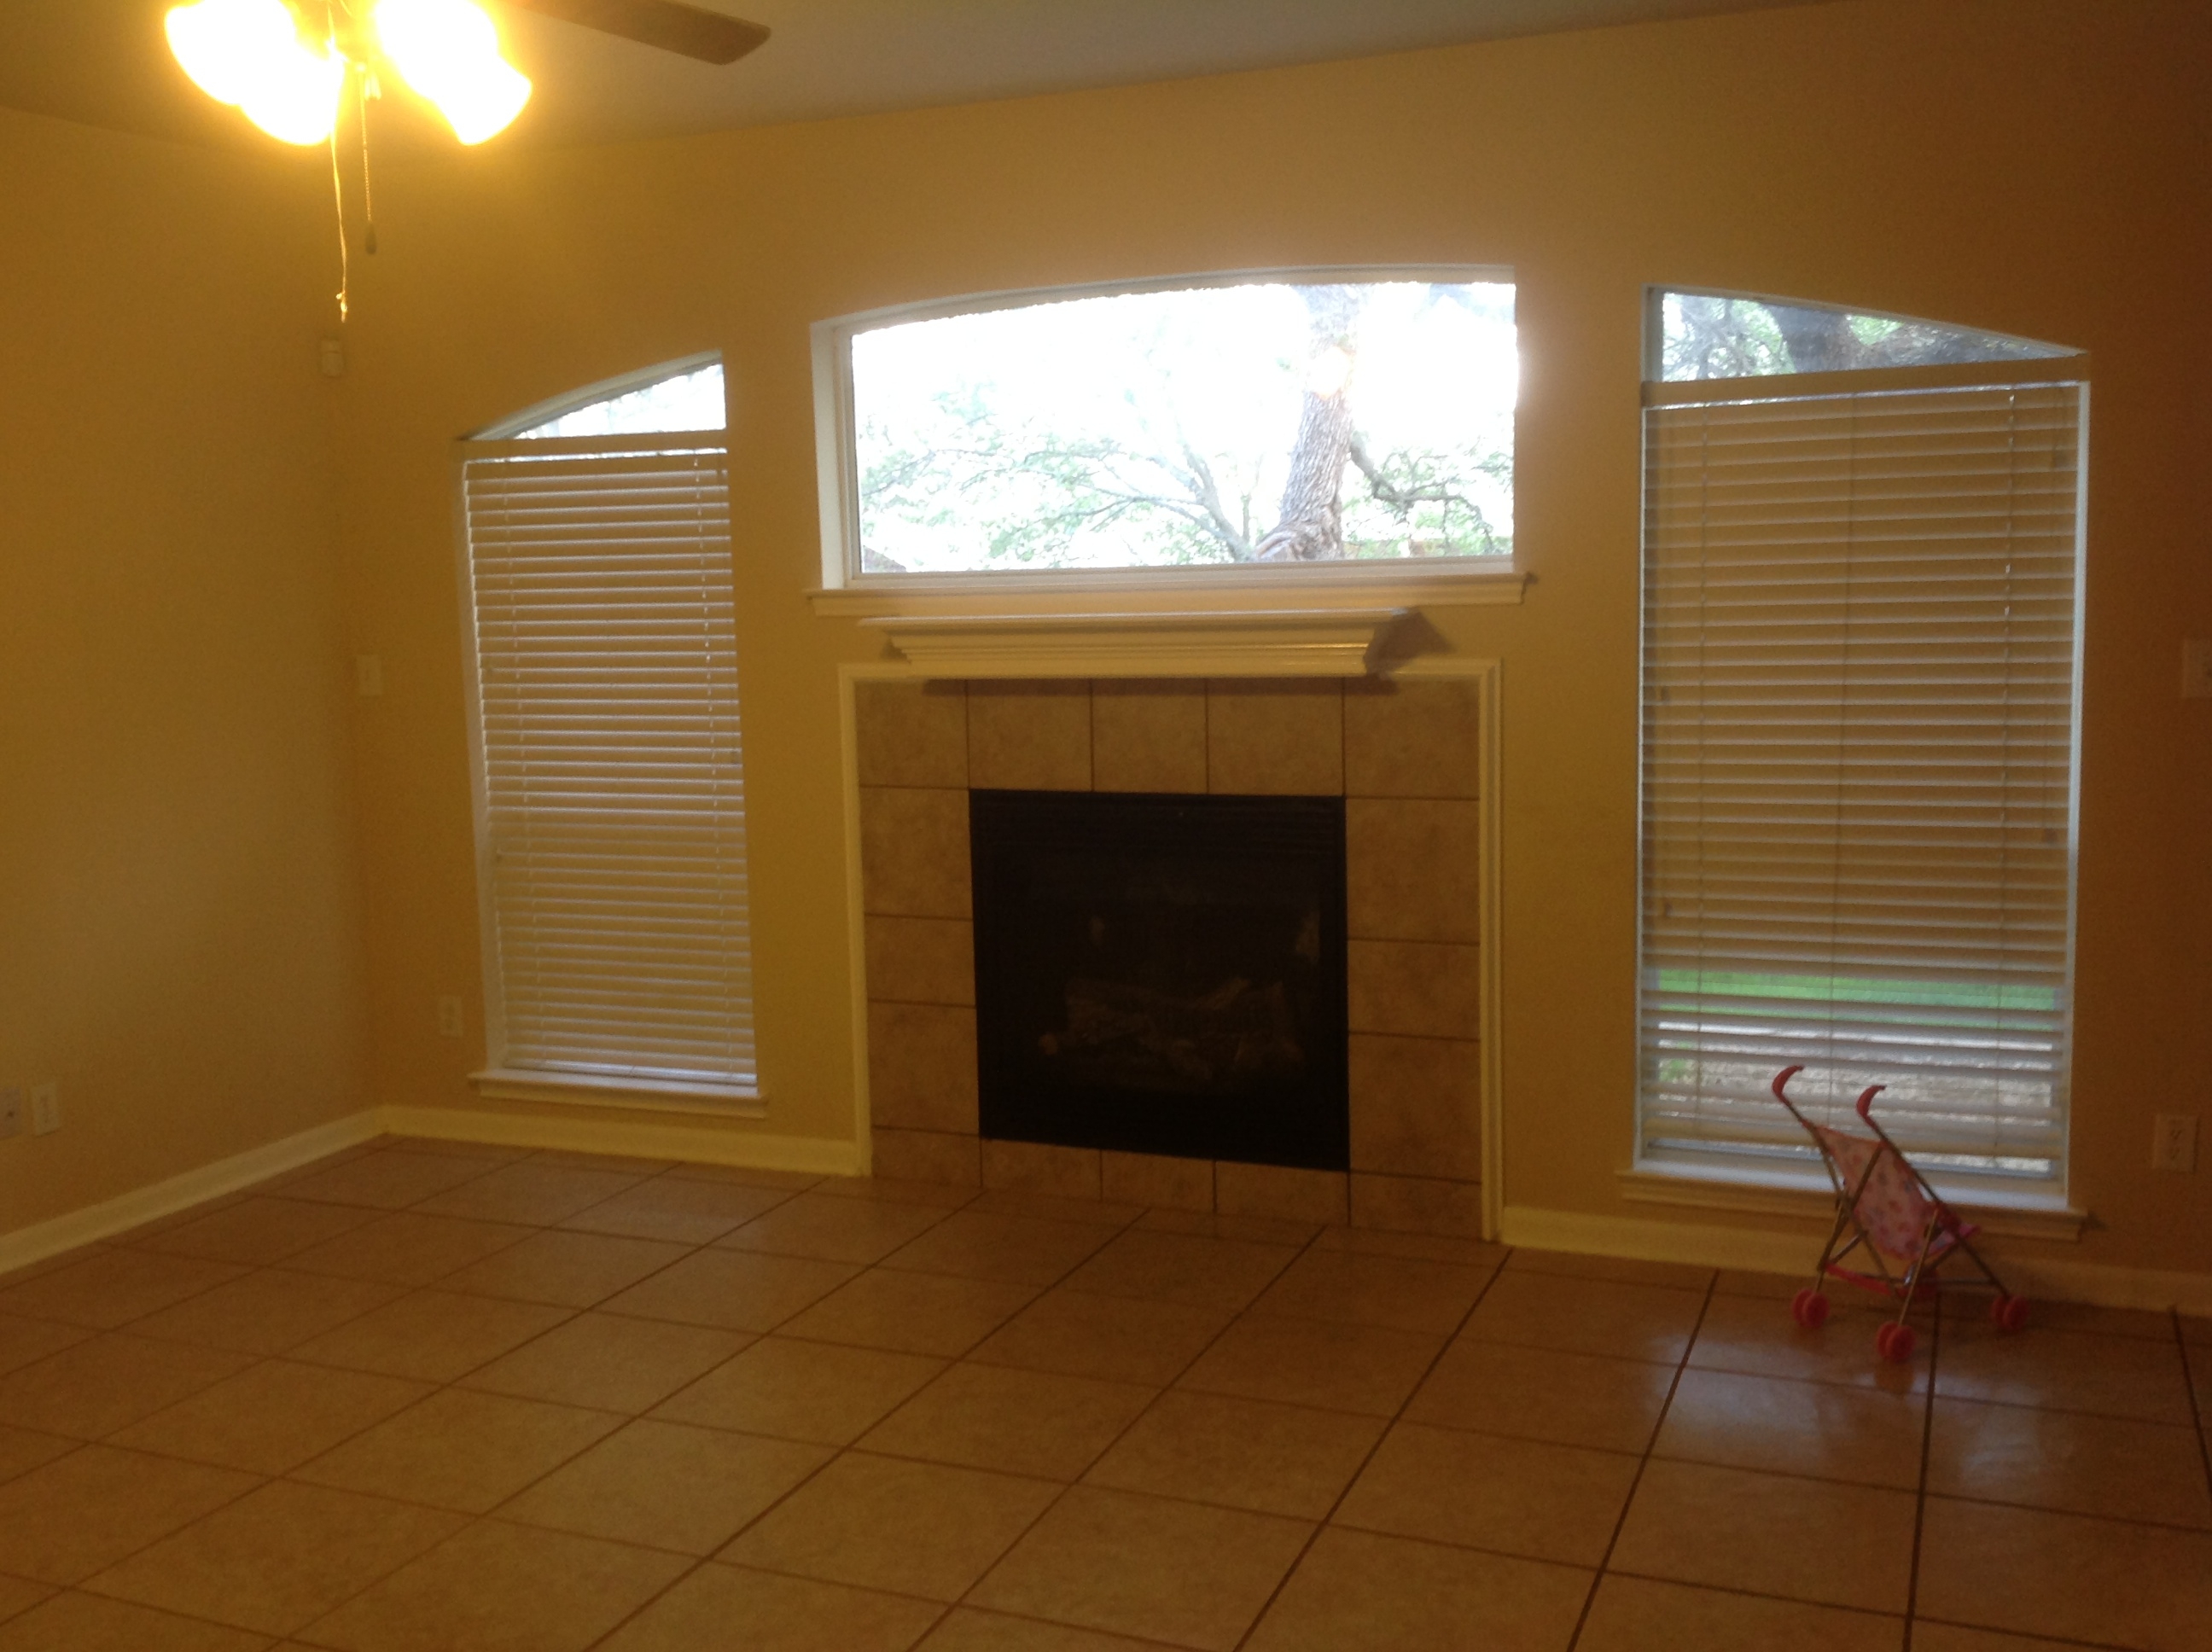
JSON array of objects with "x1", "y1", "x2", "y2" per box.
[
  {"x1": 470, "y1": 1068, "x2": 765, "y2": 1120},
  {"x1": 1618, "y1": 1164, "x2": 2089, "y2": 1243},
  {"x1": 807, "y1": 561, "x2": 1527, "y2": 622}
]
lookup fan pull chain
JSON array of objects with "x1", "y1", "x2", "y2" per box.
[
  {"x1": 329, "y1": 118, "x2": 349, "y2": 323},
  {"x1": 359, "y1": 72, "x2": 379, "y2": 255}
]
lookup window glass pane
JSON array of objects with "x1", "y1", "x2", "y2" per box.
[
  {"x1": 514, "y1": 363, "x2": 725, "y2": 438},
  {"x1": 851, "y1": 280, "x2": 1516, "y2": 573},
  {"x1": 1657, "y1": 292, "x2": 2072, "y2": 381}
]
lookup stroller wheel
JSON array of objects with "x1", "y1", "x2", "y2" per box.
[
  {"x1": 1875, "y1": 1321, "x2": 1917, "y2": 1363},
  {"x1": 1790, "y1": 1287, "x2": 1831, "y2": 1329},
  {"x1": 1991, "y1": 1294, "x2": 2031, "y2": 1333}
]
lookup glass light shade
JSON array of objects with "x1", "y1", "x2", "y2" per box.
[
  {"x1": 372, "y1": 0, "x2": 532, "y2": 144},
  {"x1": 165, "y1": 0, "x2": 344, "y2": 146}
]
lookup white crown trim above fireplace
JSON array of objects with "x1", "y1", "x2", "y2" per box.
[{"x1": 860, "y1": 608, "x2": 1410, "y2": 678}]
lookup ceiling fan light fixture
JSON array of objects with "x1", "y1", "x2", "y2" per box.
[
  {"x1": 371, "y1": 0, "x2": 533, "y2": 145},
  {"x1": 165, "y1": 0, "x2": 346, "y2": 145}
]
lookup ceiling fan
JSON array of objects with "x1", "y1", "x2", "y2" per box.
[{"x1": 166, "y1": 0, "x2": 769, "y2": 148}]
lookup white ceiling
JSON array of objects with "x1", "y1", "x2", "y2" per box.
[{"x1": 0, "y1": 0, "x2": 1826, "y2": 156}]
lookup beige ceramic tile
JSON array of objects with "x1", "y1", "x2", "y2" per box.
[
  {"x1": 1909, "y1": 1625, "x2": 2122, "y2": 1651},
  {"x1": 860, "y1": 786, "x2": 973, "y2": 919},
  {"x1": 919, "y1": 1607, "x2": 1182, "y2": 1649},
  {"x1": 82, "y1": 1480, "x2": 463, "y2": 1637},
  {"x1": 881, "y1": 1209, "x2": 1115, "y2": 1288},
  {"x1": 376, "y1": 1137, "x2": 531, "y2": 1164},
  {"x1": 0, "y1": 1248, "x2": 243, "y2": 1330},
  {"x1": 1342, "y1": 678, "x2": 1481, "y2": 800},
  {"x1": 0, "y1": 1313, "x2": 91, "y2": 1378},
  {"x1": 0, "y1": 1332, "x2": 256, "y2": 1439},
  {"x1": 599, "y1": 1248, "x2": 859, "y2": 1334},
  {"x1": 1507, "y1": 1249, "x2": 1716, "y2": 1291},
  {"x1": 500, "y1": 1418, "x2": 830, "y2": 1554},
  {"x1": 1085, "y1": 1390, "x2": 1382, "y2": 1519},
  {"x1": 1406, "y1": 1337, "x2": 1675, "y2": 1452},
  {"x1": 971, "y1": 1288, "x2": 1234, "y2": 1386},
  {"x1": 1687, "y1": 1292, "x2": 1925, "y2": 1394},
  {"x1": 810, "y1": 1175, "x2": 987, "y2": 1210},
  {"x1": 870, "y1": 1129, "x2": 983, "y2": 1187},
  {"x1": 1462, "y1": 1270, "x2": 1705, "y2": 1364},
  {"x1": 1935, "y1": 1323, "x2": 2197, "y2": 1424},
  {"x1": 964, "y1": 1189, "x2": 1140, "y2": 1226},
  {"x1": 1312, "y1": 1225, "x2": 1505, "y2": 1266},
  {"x1": 1345, "y1": 939, "x2": 1480, "y2": 1038},
  {"x1": 1099, "y1": 1150, "x2": 1213, "y2": 1211},
  {"x1": 463, "y1": 1312, "x2": 748, "y2": 1414},
  {"x1": 289, "y1": 1289, "x2": 571, "y2": 1383},
  {"x1": 1337, "y1": 1421, "x2": 1639, "y2": 1566},
  {"x1": 1214, "y1": 1163, "x2": 1348, "y2": 1226},
  {"x1": 0, "y1": 1446, "x2": 258, "y2": 1585},
  {"x1": 856, "y1": 679, "x2": 969, "y2": 788},
  {"x1": 276, "y1": 1149, "x2": 493, "y2": 1210},
  {"x1": 1345, "y1": 798, "x2": 1480, "y2": 943},
  {"x1": 0, "y1": 1427, "x2": 74, "y2": 1488},
  {"x1": 434, "y1": 1229, "x2": 689, "y2": 1308},
  {"x1": 865, "y1": 914, "x2": 977, "y2": 1006},
  {"x1": 1926, "y1": 1395, "x2": 2212, "y2": 1527},
  {"x1": 0, "y1": 1592, "x2": 271, "y2": 1651},
  {"x1": 127, "y1": 1270, "x2": 403, "y2": 1357},
  {"x1": 1205, "y1": 680, "x2": 1343, "y2": 796},
  {"x1": 1060, "y1": 1228, "x2": 1297, "y2": 1313},
  {"x1": 282, "y1": 1212, "x2": 536, "y2": 1289},
  {"x1": 109, "y1": 1358, "x2": 429, "y2": 1474},
  {"x1": 598, "y1": 1562, "x2": 945, "y2": 1652},
  {"x1": 2180, "y1": 1313, "x2": 2210, "y2": 1346},
  {"x1": 1654, "y1": 1366, "x2": 1925, "y2": 1489},
  {"x1": 1179, "y1": 1314, "x2": 1442, "y2": 1416},
  {"x1": 967, "y1": 679, "x2": 1092, "y2": 788},
  {"x1": 659, "y1": 1161, "x2": 824, "y2": 1191},
  {"x1": 124, "y1": 1196, "x2": 378, "y2": 1266},
  {"x1": 1138, "y1": 1208, "x2": 1318, "y2": 1245},
  {"x1": 1250, "y1": 1245, "x2": 1492, "y2": 1335},
  {"x1": 1711, "y1": 1267, "x2": 1804, "y2": 1300},
  {"x1": 725, "y1": 1451, "x2": 1059, "y2": 1601},
  {"x1": 556, "y1": 1172, "x2": 794, "y2": 1244},
  {"x1": 866, "y1": 1003, "x2": 981, "y2": 1133},
  {"x1": 1091, "y1": 680, "x2": 1207, "y2": 794},
  {"x1": 723, "y1": 1191, "x2": 954, "y2": 1265},
  {"x1": 1243, "y1": 1525, "x2": 1591, "y2": 1652},
  {"x1": 1916, "y1": 1495, "x2": 2212, "y2": 1650},
  {"x1": 778, "y1": 1269, "x2": 1038, "y2": 1358},
  {"x1": 1348, "y1": 1172, "x2": 1485, "y2": 1239},
  {"x1": 1939, "y1": 1294, "x2": 2177, "y2": 1341},
  {"x1": 294, "y1": 1387, "x2": 624, "y2": 1514},
  {"x1": 1575, "y1": 1573, "x2": 1902, "y2": 1652},
  {"x1": 414, "y1": 1160, "x2": 649, "y2": 1227},
  {"x1": 1347, "y1": 1033, "x2": 1482, "y2": 1179},
  {"x1": 0, "y1": 1574, "x2": 52, "y2": 1626},
  {"x1": 299, "y1": 1517, "x2": 689, "y2": 1652},
  {"x1": 652, "y1": 1335, "x2": 944, "y2": 1446},
  {"x1": 981, "y1": 1140, "x2": 1103, "y2": 1201},
  {"x1": 860, "y1": 1361, "x2": 1155, "y2": 1480},
  {"x1": 974, "y1": 1485, "x2": 1309, "y2": 1651},
  {"x1": 521, "y1": 1149, "x2": 677, "y2": 1175},
  {"x1": 1610, "y1": 1458, "x2": 1918, "y2": 1614}
]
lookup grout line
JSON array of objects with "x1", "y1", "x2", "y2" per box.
[
  {"x1": 2173, "y1": 1310, "x2": 2212, "y2": 1514},
  {"x1": 1562, "y1": 1270, "x2": 1718, "y2": 1651}
]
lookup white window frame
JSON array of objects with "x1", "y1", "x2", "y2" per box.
[{"x1": 807, "y1": 265, "x2": 1528, "y2": 616}]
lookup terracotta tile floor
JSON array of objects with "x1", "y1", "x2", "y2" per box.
[{"x1": 0, "y1": 1138, "x2": 2206, "y2": 1651}]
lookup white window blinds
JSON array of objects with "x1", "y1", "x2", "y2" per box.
[
  {"x1": 1639, "y1": 379, "x2": 2084, "y2": 1187},
  {"x1": 460, "y1": 439, "x2": 756, "y2": 1097}
]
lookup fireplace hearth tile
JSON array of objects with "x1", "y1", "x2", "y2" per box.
[
  {"x1": 1205, "y1": 680, "x2": 1345, "y2": 796},
  {"x1": 864, "y1": 916, "x2": 976, "y2": 1007},
  {"x1": 1348, "y1": 1034, "x2": 1481, "y2": 1180},
  {"x1": 1099, "y1": 1151, "x2": 1213, "y2": 1213},
  {"x1": 860, "y1": 786, "x2": 972, "y2": 919},
  {"x1": 1091, "y1": 680, "x2": 1207, "y2": 794},
  {"x1": 1348, "y1": 1173, "x2": 1485, "y2": 1240},
  {"x1": 856, "y1": 680, "x2": 969, "y2": 789},
  {"x1": 1345, "y1": 799, "x2": 1479, "y2": 943},
  {"x1": 1343, "y1": 678, "x2": 1481, "y2": 800},
  {"x1": 1214, "y1": 1163, "x2": 1348, "y2": 1227},
  {"x1": 968, "y1": 680, "x2": 1094, "y2": 790},
  {"x1": 981, "y1": 1141, "x2": 1103, "y2": 1201},
  {"x1": 866, "y1": 1003, "x2": 979, "y2": 1135},
  {"x1": 1346, "y1": 939, "x2": 1478, "y2": 1039},
  {"x1": 870, "y1": 1128, "x2": 981, "y2": 1188}
]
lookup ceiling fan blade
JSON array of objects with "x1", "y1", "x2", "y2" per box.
[{"x1": 498, "y1": 0, "x2": 770, "y2": 65}]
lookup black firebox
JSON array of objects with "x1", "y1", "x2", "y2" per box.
[{"x1": 969, "y1": 788, "x2": 1349, "y2": 1170}]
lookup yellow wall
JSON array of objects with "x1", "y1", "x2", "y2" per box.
[{"x1": 0, "y1": 111, "x2": 371, "y2": 1233}]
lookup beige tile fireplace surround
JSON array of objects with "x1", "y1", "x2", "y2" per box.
[{"x1": 853, "y1": 673, "x2": 1491, "y2": 1237}]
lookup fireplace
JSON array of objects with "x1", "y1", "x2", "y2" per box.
[{"x1": 970, "y1": 788, "x2": 1350, "y2": 1170}]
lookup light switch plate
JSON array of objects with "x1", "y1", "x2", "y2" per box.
[
  {"x1": 30, "y1": 1082, "x2": 59, "y2": 1137},
  {"x1": 2153, "y1": 1114, "x2": 2199, "y2": 1172}
]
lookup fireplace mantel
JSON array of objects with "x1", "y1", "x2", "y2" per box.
[{"x1": 859, "y1": 608, "x2": 1412, "y2": 678}]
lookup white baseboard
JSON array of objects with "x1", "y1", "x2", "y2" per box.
[
  {"x1": 0, "y1": 1108, "x2": 384, "y2": 1277},
  {"x1": 375, "y1": 1105, "x2": 862, "y2": 1178},
  {"x1": 1500, "y1": 1204, "x2": 2212, "y2": 1316}
]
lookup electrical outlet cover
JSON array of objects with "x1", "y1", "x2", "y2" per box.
[
  {"x1": 2153, "y1": 1114, "x2": 2199, "y2": 1172},
  {"x1": 30, "y1": 1082, "x2": 59, "y2": 1136}
]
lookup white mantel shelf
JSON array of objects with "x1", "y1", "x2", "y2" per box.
[{"x1": 861, "y1": 608, "x2": 1412, "y2": 678}]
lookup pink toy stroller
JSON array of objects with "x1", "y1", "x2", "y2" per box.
[{"x1": 1772, "y1": 1065, "x2": 2029, "y2": 1362}]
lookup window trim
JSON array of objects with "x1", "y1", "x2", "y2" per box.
[
  {"x1": 473, "y1": 350, "x2": 724, "y2": 441},
  {"x1": 809, "y1": 265, "x2": 1523, "y2": 609}
]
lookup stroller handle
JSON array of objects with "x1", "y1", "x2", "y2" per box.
[
  {"x1": 1773, "y1": 1067, "x2": 1889, "y2": 1125},
  {"x1": 1771, "y1": 1065, "x2": 1805, "y2": 1102},
  {"x1": 1856, "y1": 1084, "x2": 1887, "y2": 1121}
]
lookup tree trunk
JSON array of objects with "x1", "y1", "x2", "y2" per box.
[{"x1": 1257, "y1": 286, "x2": 1361, "y2": 561}]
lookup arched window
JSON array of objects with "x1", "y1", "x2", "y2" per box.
[
  {"x1": 1637, "y1": 292, "x2": 2084, "y2": 1198},
  {"x1": 457, "y1": 356, "x2": 757, "y2": 1106}
]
